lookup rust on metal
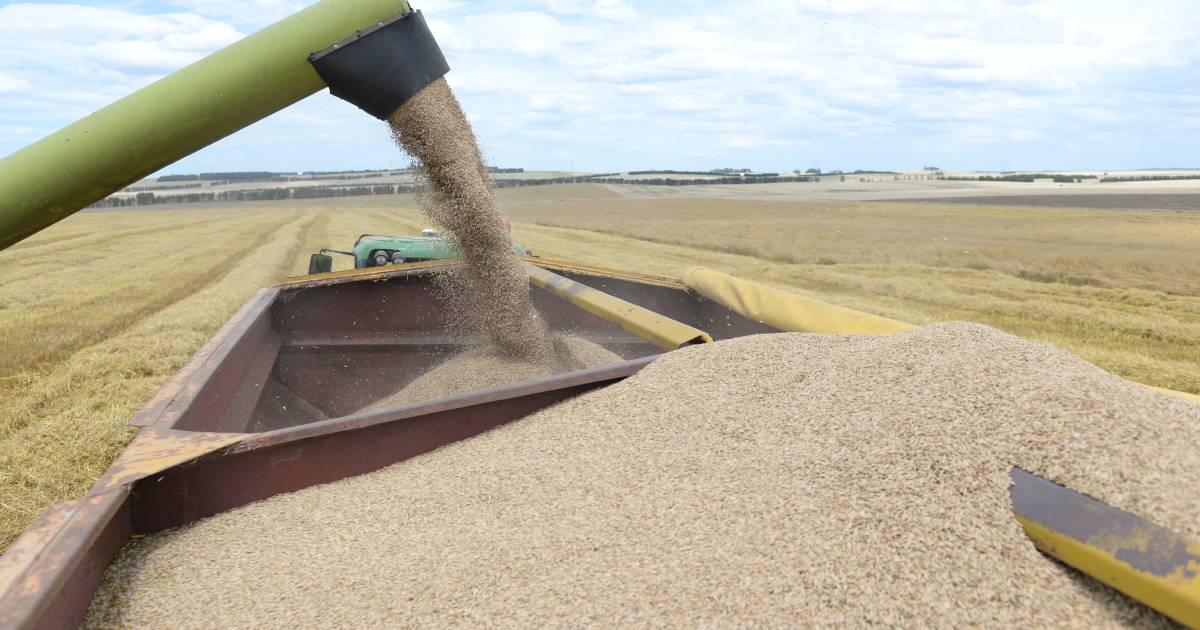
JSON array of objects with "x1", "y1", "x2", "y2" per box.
[
  {"x1": 88, "y1": 426, "x2": 245, "y2": 495},
  {"x1": 130, "y1": 288, "x2": 280, "y2": 427},
  {"x1": 276, "y1": 258, "x2": 460, "y2": 289},
  {"x1": 247, "y1": 355, "x2": 655, "y2": 449},
  {"x1": 0, "y1": 357, "x2": 652, "y2": 629},
  {"x1": 1010, "y1": 467, "x2": 1200, "y2": 627},
  {"x1": 132, "y1": 356, "x2": 655, "y2": 533},
  {"x1": 0, "y1": 506, "x2": 74, "y2": 597},
  {"x1": 0, "y1": 488, "x2": 130, "y2": 630},
  {"x1": 275, "y1": 257, "x2": 688, "y2": 291},
  {"x1": 0, "y1": 259, "x2": 779, "y2": 628}
]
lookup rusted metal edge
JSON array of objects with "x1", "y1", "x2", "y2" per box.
[
  {"x1": 132, "y1": 354, "x2": 660, "y2": 533},
  {"x1": 129, "y1": 287, "x2": 279, "y2": 427},
  {"x1": 0, "y1": 357, "x2": 660, "y2": 629},
  {"x1": 275, "y1": 258, "x2": 461, "y2": 289},
  {"x1": 277, "y1": 330, "x2": 653, "y2": 349},
  {"x1": 237, "y1": 355, "x2": 659, "y2": 451},
  {"x1": 274, "y1": 257, "x2": 686, "y2": 291},
  {"x1": 1010, "y1": 467, "x2": 1200, "y2": 627},
  {"x1": 0, "y1": 488, "x2": 130, "y2": 630},
  {"x1": 87, "y1": 427, "x2": 245, "y2": 496}
]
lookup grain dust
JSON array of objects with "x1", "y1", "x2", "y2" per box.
[
  {"x1": 363, "y1": 335, "x2": 622, "y2": 410},
  {"x1": 85, "y1": 323, "x2": 1200, "y2": 628},
  {"x1": 388, "y1": 78, "x2": 551, "y2": 361}
]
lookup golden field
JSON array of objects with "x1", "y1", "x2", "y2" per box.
[{"x1": 1, "y1": 183, "x2": 1199, "y2": 550}]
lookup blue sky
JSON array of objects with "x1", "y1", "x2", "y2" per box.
[{"x1": 1, "y1": 0, "x2": 1197, "y2": 173}]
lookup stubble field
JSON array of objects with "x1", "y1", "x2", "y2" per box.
[{"x1": 1, "y1": 183, "x2": 1198, "y2": 550}]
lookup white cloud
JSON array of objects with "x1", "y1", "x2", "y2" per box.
[
  {"x1": 538, "y1": 0, "x2": 635, "y2": 20},
  {"x1": 167, "y1": 0, "x2": 314, "y2": 26},
  {"x1": 3, "y1": 0, "x2": 1198, "y2": 171},
  {"x1": 0, "y1": 72, "x2": 29, "y2": 93},
  {"x1": 0, "y1": 4, "x2": 243, "y2": 71},
  {"x1": 0, "y1": 3, "x2": 247, "y2": 154}
]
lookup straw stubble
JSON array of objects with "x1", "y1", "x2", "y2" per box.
[{"x1": 85, "y1": 322, "x2": 1199, "y2": 627}]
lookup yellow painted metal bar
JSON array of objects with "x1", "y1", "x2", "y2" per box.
[
  {"x1": 1011, "y1": 468, "x2": 1200, "y2": 627},
  {"x1": 681, "y1": 266, "x2": 913, "y2": 334},
  {"x1": 527, "y1": 263, "x2": 712, "y2": 351},
  {"x1": 1148, "y1": 386, "x2": 1200, "y2": 404},
  {"x1": 528, "y1": 257, "x2": 687, "y2": 289},
  {"x1": 1016, "y1": 516, "x2": 1200, "y2": 627},
  {"x1": 682, "y1": 266, "x2": 1199, "y2": 404}
]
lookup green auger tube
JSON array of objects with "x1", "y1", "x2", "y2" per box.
[{"x1": 0, "y1": 0, "x2": 412, "y2": 251}]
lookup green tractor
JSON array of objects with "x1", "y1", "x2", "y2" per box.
[{"x1": 308, "y1": 228, "x2": 530, "y2": 273}]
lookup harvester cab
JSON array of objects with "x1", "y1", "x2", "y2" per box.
[{"x1": 307, "y1": 231, "x2": 531, "y2": 274}]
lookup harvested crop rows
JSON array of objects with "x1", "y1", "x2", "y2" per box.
[
  {"x1": 0, "y1": 206, "x2": 424, "y2": 551},
  {"x1": 3, "y1": 184, "x2": 1199, "y2": 552},
  {"x1": 488, "y1": 185, "x2": 1200, "y2": 396}
]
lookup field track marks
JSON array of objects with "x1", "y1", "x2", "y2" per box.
[
  {"x1": 0, "y1": 213, "x2": 316, "y2": 551},
  {"x1": 3, "y1": 212, "x2": 225, "y2": 256},
  {"x1": 515, "y1": 222, "x2": 1200, "y2": 395},
  {"x1": 0, "y1": 212, "x2": 295, "y2": 386},
  {"x1": 0, "y1": 214, "x2": 235, "y2": 286},
  {"x1": 288, "y1": 211, "x2": 334, "y2": 277}
]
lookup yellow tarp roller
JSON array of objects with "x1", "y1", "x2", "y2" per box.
[
  {"x1": 681, "y1": 266, "x2": 913, "y2": 334},
  {"x1": 681, "y1": 266, "x2": 1198, "y2": 405},
  {"x1": 528, "y1": 263, "x2": 712, "y2": 351}
]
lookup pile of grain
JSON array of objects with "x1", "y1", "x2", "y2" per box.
[
  {"x1": 389, "y1": 78, "x2": 551, "y2": 361},
  {"x1": 86, "y1": 323, "x2": 1199, "y2": 628},
  {"x1": 363, "y1": 335, "x2": 622, "y2": 411}
]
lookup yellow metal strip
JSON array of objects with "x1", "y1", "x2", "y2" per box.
[
  {"x1": 528, "y1": 257, "x2": 686, "y2": 289},
  {"x1": 1016, "y1": 515, "x2": 1200, "y2": 627},
  {"x1": 1148, "y1": 385, "x2": 1200, "y2": 404},
  {"x1": 526, "y1": 263, "x2": 712, "y2": 351},
  {"x1": 1011, "y1": 468, "x2": 1200, "y2": 627}
]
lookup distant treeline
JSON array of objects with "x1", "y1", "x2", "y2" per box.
[
  {"x1": 90, "y1": 174, "x2": 817, "y2": 209},
  {"x1": 947, "y1": 174, "x2": 1099, "y2": 183},
  {"x1": 151, "y1": 172, "x2": 399, "y2": 188},
  {"x1": 1099, "y1": 174, "x2": 1200, "y2": 183},
  {"x1": 493, "y1": 175, "x2": 814, "y2": 188},
  {"x1": 255, "y1": 173, "x2": 390, "y2": 183},
  {"x1": 629, "y1": 170, "x2": 721, "y2": 176},
  {"x1": 159, "y1": 171, "x2": 281, "y2": 182},
  {"x1": 627, "y1": 169, "x2": 780, "y2": 177},
  {"x1": 90, "y1": 184, "x2": 420, "y2": 208},
  {"x1": 125, "y1": 183, "x2": 204, "y2": 192},
  {"x1": 156, "y1": 167, "x2": 521, "y2": 184},
  {"x1": 301, "y1": 168, "x2": 400, "y2": 176}
]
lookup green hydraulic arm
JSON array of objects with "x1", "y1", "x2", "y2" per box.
[{"x1": 0, "y1": 0, "x2": 412, "y2": 251}]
